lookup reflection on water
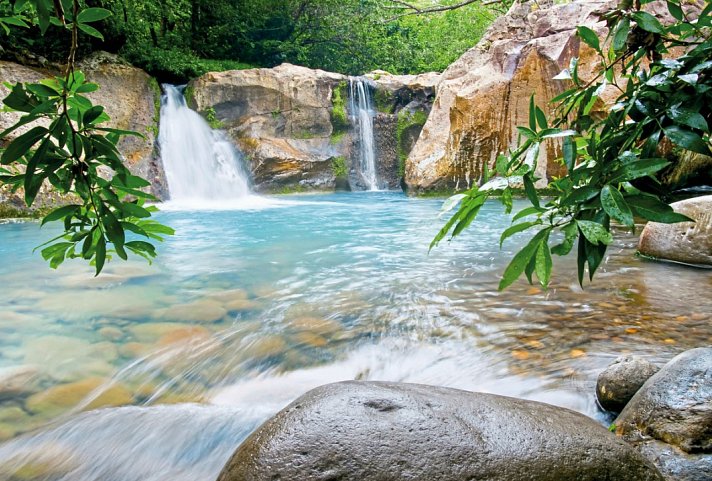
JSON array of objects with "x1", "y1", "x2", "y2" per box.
[{"x1": 0, "y1": 192, "x2": 709, "y2": 480}]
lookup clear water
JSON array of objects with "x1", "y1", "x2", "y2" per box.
[
  {"x1": 0, "y1": 192, "x2": 710, "y2": 480},
  {"x1": 349, "y1": 78, "x2": 379, "y2": 190}
]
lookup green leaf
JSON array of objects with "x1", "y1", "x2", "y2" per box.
[
  {"x1": 535, "y1": 106, "x2": 548, "y2": 130},
  {"x1": 516, "y1": 126, "x2": 537, "y2": 140},
  {"x1": 535, "y1": 238, "x2": 553, "y2": 287},
  {"x1": 632, "y1": 11, "x2": 664, "y2": 34},
  {"x1": 668, "y1": 107, "x2": 708, "y2": 132},
  {"x1": 83, "y1": 105, "x2": 105, "y2": 125},
  {"x1": 612, "y1": 17, "x2": 630, "y2": 52},
  {"x1": 1, "y1": 15, "x2": 29, "y2": 27},
  {"x1": 663, "y1": 126, "x2": 711, "y2": 155},
  {"x1": 77, "y1": 22, "x2": 104, "y2": 40},
  {"x1": 529, "y1": 95, "x2": 536, "y2": 131},
  {"x1": 499, "y1": 228, "x2": 551, "y2": 290},
  {"x1": 121, "y1": 202, "x2": 151, "y2": 218},
  {"x1": 500, "y1": 221, "x2": 539, "y2": 247},
  {"x1": 562, "y1": 136, "x2": 575, "y2": 171},
  {"x1": 576, "y1": 220, "x2": 612, "y2": 246},
  {"x1": 523, "y1": 174, "x2": 539, "y2": 208},
  {"x1": 41, "y1": 204, "x2": 81, "y2": 225},
  {"x1": 76, "y1": 7, "x2": 112, "y2": 23},
  {"x1": 95, "y1": 236, "x2": 107, "y2": 276},
  {"x1": 3, "y1": 83, "x2": 36, "y2": 112},
  {"x1": 667, "y1": 1, "x2": 683, "y2": 20},
  {"x1": 102, "y1": 209, "x2": 125, "y2": 248},
  {"x1": 513, "y1": 206, "x2": 544, "y2": 221},
  {"x1": 551, "y1": 222, "x2": 578, "y2": 256},
  {"x1": 577, "y1": 26, "x2": 600, "y2": 52},
  {"x1": 600, "y1": 185, "x2": 634, "y2": 227},
  {"x1": 75, "y1": 83, "x2": 99, "y2": 93},
  {"x1": 1, "y1": 126, "x2": 48, "y2": 165},
  {"x1": 609, "y1": 158, "x2": 671, "y2": 183},
  {"x1": 628, "y1": 195, "x2": 694, "y2": 223}
]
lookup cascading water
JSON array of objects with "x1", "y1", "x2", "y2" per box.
[
  {"x1": 159, "y1": 84, "x2": 251, "y2": 206},
  {"x1": 348, "y1": 77, "x2": 380, "y2": 191}
]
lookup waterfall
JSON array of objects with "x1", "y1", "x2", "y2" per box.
[
  {"x1": 348, "y1": 78, "x2": 380, "y2": 191},
  {"x1": 158, "y1": 84, "x2": 251, "y2": 206}
]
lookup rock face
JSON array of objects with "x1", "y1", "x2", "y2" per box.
[
  {"x1": 0, "y1": 54, "x2": 165, "y2": 214},
  {"x1": 615, "y1": 348, "x2": 712, "y2": 481},
  {"x1": 188, "y1": 64, "x2": 437, "y2": 192},
  {"x1": 405, "y1": 0, "x2": 611, "y2": 193},
  {"x1": 218, "y1": 381, "x2": 663, "y2": 481},
  {"x1": 189, "y1": 64, "x2": 348, "y2": 192},
  {"x1": 638, "y1": 195, "x2": 712, "y2": 266},
  {"x1": 597, "y1": 355, "x2": 660, "y2": 413}
]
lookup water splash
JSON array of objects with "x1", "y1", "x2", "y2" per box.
[
  {"x1": 348, "y1": 78, "x2": 380, "y2": 190},
  {"x1": 158, "y1": 84, "x2": 251, "y2": 208}
]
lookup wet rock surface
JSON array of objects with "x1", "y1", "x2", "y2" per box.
[
  {"x1": 638, "y1": 195, "x2": 712, "y2": 266},
  {"x1": 597, "y1": 355, "x2": 660, "y2": 413},
  {"x1": 615, "y1": 348, "x2": 712, "y2": 481},
  {"x1": 218, "y1": 381, "x2": 663, "y2": 481},
  {"x1": 616, "y1": 348, "x2": 712, "y2": 453},
  {"x1": 405, "y1": 0, "x2": 611, "y2": 192}
]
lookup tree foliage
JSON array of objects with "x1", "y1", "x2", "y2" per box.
[
  {"x1": 433, "y1": 0, "x2": 710, "y2": 289},
  {"x1": 1, "y1": 0, "x2": 173, "y2": 274},
  {"x1": 2, "y1": 0, "x2": 501, "y2": 79}
]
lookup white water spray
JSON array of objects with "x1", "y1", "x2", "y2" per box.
[
  {"x1": 158, "y1": 84, "x2": 251, "y2": 206},
  {"x1": 348, "y1": 78, "x2": 380, "y2": 190}
]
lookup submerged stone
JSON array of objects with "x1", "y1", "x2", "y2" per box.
[{"x1": 217, "y1": 381, "x2": 663, "y2": 481}]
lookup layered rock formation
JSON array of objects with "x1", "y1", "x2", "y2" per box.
[
  {"x1": 188, "y1": 64, "x2": 438, "y2": 192},
  {"x1": 0, "y1": 53, "x2": 165, "y2": 214},
  {"x1": 405, "y1": 0, "x2": 611, "y2": 193}
]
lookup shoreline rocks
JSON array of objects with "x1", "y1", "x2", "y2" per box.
[
  {"x1": 218, "y1": 380, "x2": 663, "y2": 481},
  {"x1": 638, "y1": 195, "x2": 712, "y2": 267},
  {"x1": 596, "y1": 355, "x2": 660, "y2": 413}
]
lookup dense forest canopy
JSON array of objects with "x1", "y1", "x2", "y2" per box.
[{"x1": 0, "y1": 0, "x2": 505, "y2": 81}]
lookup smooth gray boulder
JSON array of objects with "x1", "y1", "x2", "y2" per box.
[
  {"x1": 615, "y1": 348, "x2": 712, "y2": 481},
  {"x1": 218, "y1": 381, "x2": 663, "y2": 481},
  {"x1": 597, "y1": 355, "x2": 660, "y2": 413},
  {"x1": 615, "y1": 348, "x2": 712, "y2": 453}
]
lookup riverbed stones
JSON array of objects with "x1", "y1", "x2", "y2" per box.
[
  {"x1": 597, "y1": 355, "x2": 660, "y2": 412},
  {"x1": 0, "y1": 365, "x2": 42, "y2": 400},
  {"x1": 25, "y1": 377, "x2": 133, "y2": 416},
  {"x1": 156, "y1": 299, "x2": 228, "y2": 323},
  {"x1": 615, "y1": 348, "x2": 712, "y2": 453},
  {"x1": 638, "y1": 195, "x2": 712, "y2": 266},
  {"x1": 218, "y1": 381, "x2": 663, "y2": 481}
]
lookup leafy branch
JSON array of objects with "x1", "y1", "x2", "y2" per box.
[
  {"x1": 1, "y1": 0, "x2": 173, "y2": 274},
  {"x1": 432, "y1": 0, "x2": 710, "y2": 289}
]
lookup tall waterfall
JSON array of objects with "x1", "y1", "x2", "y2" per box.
[
  {"x1": 158, "y1": 84, "x2": 250, "y2": 206},
  {"x1": 348, "y1": 78, "x2": 380, "y2": 191}
]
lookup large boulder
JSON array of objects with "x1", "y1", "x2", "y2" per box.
[
  {"x1": 188, "y1": 64, "x2": 348, "y2": 192},
  {"x1": 597, "y1": 355, "x2": 660, "y2": 413},
  {"x1": 218, "y1": 381, "x2": 663, "y2": 481},
  {"x1": 78, "y1": 53, "x2": 168, "y2": 199},
  {"x1": 615, "y1": 348, "x2": 712, "y2": 453},
  {"x1": 405, "y1": 0, "x2": 612, "y2": 193},
  {"x1": 0, "y1": 54, "x2": 165, "y2": 215},
  {"x1": 615, "y1": 348, "x2": 712, "y2": 480},
  {"x1": 638, "y1": 195, "x2": 712, "y2": 266},
  {"x1": 188, "y1": 65, "x2": 436, "y2": 192}
]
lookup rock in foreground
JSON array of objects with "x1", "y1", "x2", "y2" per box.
[
  {"x1": 638, "y1": 195, "x2": 712, "y2": 266},
  {"x1": 597, "y1": 355, "x2": 660, "y2": 413},
  {"x1": 615, "y1": 348, "x2": 712, "y2": 454},
  {"x1": 218, "y1": 381, "x2": 662, "y2": 481}
]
